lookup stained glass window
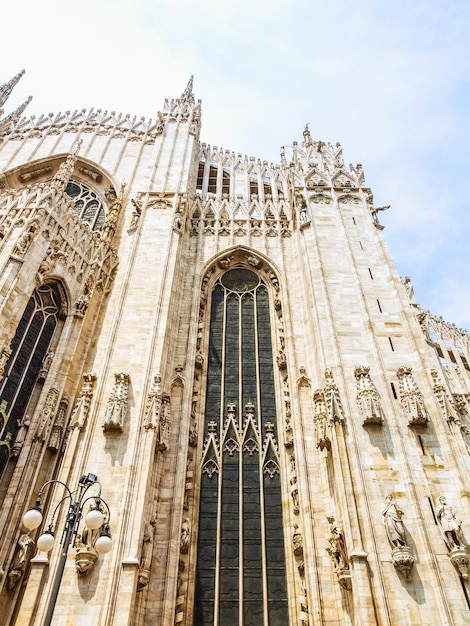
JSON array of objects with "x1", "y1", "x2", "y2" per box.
[
  {"x1": 65, "y1": 179, "x2": 105, "y2": 230},
  {"x1": 194, "y1": 268, "x2": 288, "y2": 625},
  {"x1": 0, "y1": 284, "x2": 62, "y2": 473}
]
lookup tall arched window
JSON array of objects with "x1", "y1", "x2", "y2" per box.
[
  {"x1": 0, "y1": 283, "x2": 64, "y2": 472},
  {"x1": 194, "y1": 268, "x2": 288, "y2": 626}
]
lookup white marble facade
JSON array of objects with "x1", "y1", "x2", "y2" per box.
[{"x1": 0, "y1": 72, "x2": 469, "y2": 625}]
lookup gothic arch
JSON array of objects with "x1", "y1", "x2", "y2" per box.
[
  {"x1": 0, "y1": 279, "x2": 68, "y2": 475},
  {"x1": 0, "y1": 154, "x2": 119, "y2": 229},
  {"x1": 200, "y1": 246, "x2": 283, "y2": 297},
  {"x1": 186, "y1": 247, "x2": 291, "y2": 626}
]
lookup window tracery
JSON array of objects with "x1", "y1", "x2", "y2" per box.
[
  {"x1": 194, "y1": 267, "x2": 288, "y2": 626},
  {"x1": 65, "y1": 179, "x2": 105, "y2": 230},
  {"x1": 0, "y1": 283, "x2": 63, "y2": 474}
]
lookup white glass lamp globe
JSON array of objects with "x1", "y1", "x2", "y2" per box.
[
  {"x1": 85, "y1": 508, "x2": 104, "y2": 530},
  {"x1": 22, "y1": 508, "x2": 43, "y2": 530},
  {"x1": 95, "y1": 534, "x2": 112, "y2": 554},
  {"x1": 37, "y1": 531, "x2": 55, "y2": 552}
]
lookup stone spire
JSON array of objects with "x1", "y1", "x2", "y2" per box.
[
  {"x1": 0, "y1": 96, "x2": 33, "y2": 136},
  {"x1": 180, "y1": 76, "x2": 195, "y2": 104},
  {"x1": 50, "y1": 140, "x2": 82, "y2": 192},
  {"x1": 0, "y1": 69, "x2": 25, "y2": 109}
]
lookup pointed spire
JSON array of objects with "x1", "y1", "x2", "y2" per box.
[
  {"x1": 0, "y1": 95, "x2": 33, "y2": 136},
  {"x1": 0, "y1": 70, "x2": 26, "y2": 109},
  {"x1": 51, "y1": 140, "x2": 82, "y2": 192},
  {"x1": 180, "y1": 76, "x2": 194, "y2": 104}
]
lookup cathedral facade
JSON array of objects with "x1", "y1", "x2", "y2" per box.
[{"x1": 0, "y1": 71, "x2": 469, "y2": 625}]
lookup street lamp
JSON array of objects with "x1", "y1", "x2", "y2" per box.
[{"x1": 22, "y1": 473, "x2": 112, "y2": 626}]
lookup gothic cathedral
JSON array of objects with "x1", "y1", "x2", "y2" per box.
[{"x1": 0, "y1": 71, "x2": 469, "y2": 625}]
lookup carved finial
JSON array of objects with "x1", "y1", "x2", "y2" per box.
[
  {"x1": 0, "y1": 70, "x2": 26, "y2": 109},
  {"x1": 303, "y1": 123, "x2": 312, "y2": 146},
  {"x1": 0, "y1": 95, "x2": 33, "y2": 136},
  {"x1": 180, "y1": 76, "x2": 195, "y2": 104},
  {"x1": 50, "y1": 142, "x2": 81, "y2": 192}
]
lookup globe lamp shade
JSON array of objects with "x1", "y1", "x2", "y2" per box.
[
  {"x1": 95, "y1": 533, "x2": 112, "y2": 554},
  {"x1": 37, "y1": 531, "x2": 55, "y2": 552},
  {"x1": 85, "y1": 508, "x2": 104, "y2": 530},
  {"x1": 22, "y1": 507, "x2": 43, "y2": 531}
]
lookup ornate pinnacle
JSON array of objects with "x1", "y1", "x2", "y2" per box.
[
  {"x1": 50, "y1": 140, "x2": 82, "y2": 192},
  {"x1": 0, "y1": 95, "x2": 33, "y2": 135},
  {"x1": 180, "y1": 76, "x2": 195, "y2": 104},
  {"x1": 0, "y1": 69, "x2": 25, "y2": 109}
]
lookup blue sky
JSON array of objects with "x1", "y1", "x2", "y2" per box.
[{"x1": 2, "y1": 0, "x2": 470, "y2": 328}]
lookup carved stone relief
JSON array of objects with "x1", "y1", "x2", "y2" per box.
[
  {"x1": 103, "y1": 372, "x2": 130, "y2": 433},
  {"x1": 396, "y1": 366, "x2": 428, "y2": 426}
]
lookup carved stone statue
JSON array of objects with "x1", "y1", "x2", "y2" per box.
[
  {"x1": 38, "y1": 350, "x2": 54, "y2": 382},
  {"x1": 103, "y1": 372, "x2": 130, "y2": 433},
  {"x1": 396, "y1": 366, "x2": 428, "y2": 426},
  {"x1": 180, "y1": 518, "x2": 190, "y2": 554},
  {"x1": 188, "y1": 424, "x2": 198, "y2": 447},
  {"x1": 7, "y1": 533, "x2": 34, "y2": 588},
  {"x1": 11, "y1": 415, "x2": 30, "y2": 458},
  {"x1": 326, "y1": 516, "x2": 349, "y2": 571},
  {"x1": 14, "y1": 220, "x2": 38, "y2": 255},
  {"x1": 313, "y1": 389, "x2": 330, "y2": 451},
  {"x1": 382, "y1": 494, "x2": 406, "y2": 548},
  {"x1": 436, "y1": 496, "x2": 464, "y2": 550},
  {"x1": 325, "y1": 515, "x2": 352, "y2": 589},
  {"x1": 354, "y1": 365, "x2": 383, "y2": 425},
  {"x1": 292, "y1": 524, "x2": 303, "y2": 557},
  {"x1": 382, "y1": 494, "x2": 415, "y2": 577},
  {"x1": 75, "y1": 526, "x2": 98, "y2": 576}
]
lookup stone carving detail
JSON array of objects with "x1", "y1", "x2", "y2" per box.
[
  {"x1": 326, "y1": 516, "x2": 351, "y2": 589},
  {"x1": 38, "y1": 350, "x2": 54, "y2": 383},
  {"x1": 11, "y1": 414, "x2": 30, "y2": 458},
  {"x1": 75, "y1": 277, "x2": 93, "y2": 317},
  {"x1": 75, "y1": 502, "x2": 110, "y2": 577},
  {"x1": 7, "y1": 533, "x2": 34, "y2": 588},
  {"x1": 188, "y1": 422, "x2": 198, "y2": 448},
  {"x1": 137, "y1": 517, "x2": 156, "y2": 591},
  {"x1": 296, "y1": 193, "x2": 310, "y2": 229},
  {"x1": 34, "y1": 387, "x2": 59, "y2": 441},
  {"x1": 13, "y1": 219, "x2": 39, "y2": 256},
  {"x1": 436, "y1": 495, "x2": 469, "y2": 579},
  {"x1": 354, "y1": 366, "x2": 384, "y2": 425},
  {"x1": 129, "y1": 198, "x2": 142, "y2": 231},
  {"x1": 324, "y1": 369, "x2": 345, "y2": 423},
  {"x1": 143, "y1": 374, "x2": 170, "y2": 451},
  {"x1": 19, "y1": 166, "x2": 54, "y2": 184},
  {"x1": 382, "y1": 494, "x2": 414, "y2": 578},
  {"x1": 100, "y1": 183, "x2": 125, "y2": 244},
  {"x1": 313, "y1": 389, "x2": 330, "y2": 451},
  {"x1": 289, "y1": 454, "x2": 299, "y2": 515},
  {"x1": 292, "y1": 524, "x2": 309, "y2": 623},
  {"x1": 70, "y1": 373, "x2": 96, "y2": 430},
  {"x1": 180, "y1": 518, "x2": 190, "y2": 554},
  {"x1": 0, "y1": 347, "x2": 12, "y2": 378},
  {"x1": 293, "y1": 523, "x2": 303, "y2": 557},
  {"x1": 103, "y1": 372, "x2": 130, "y2": 433},
  {"x1": 47, "y1": 398, "x2": 68, "y2": 450},
  {"x1": 431, "y1": 368, "x2": 457, "y2": 422},
  {"x1": 396, "y1": 366, "x2": 428, "y2": 426},
  {"x1": 75, "y1": 526, "x2": 99, "y2": 575},
  {"x1": 173, "y1": 195, "x2": 186, "y2": 233}
]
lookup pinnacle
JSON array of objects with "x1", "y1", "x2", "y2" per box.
[
  {"x1": 180, "y1": 76, "x2": 195, "y2": 104},
  {"x1": 0, "y1": 69, "x2": 26, "y2": 109}
]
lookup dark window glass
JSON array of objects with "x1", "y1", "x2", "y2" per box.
[
  {"x1": 0, "y1": 284, "x2": 62, "y2": 473},
  {"x1": 194, "y1": 268, "x2": 288, "y2": 625}
]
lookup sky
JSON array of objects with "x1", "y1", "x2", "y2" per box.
[{"x1": 1, "y1": 0, "x2": 470, "y2": 328}]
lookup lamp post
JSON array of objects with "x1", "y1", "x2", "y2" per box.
[{"x1": 22, "y1": 473, "x2": 112, "y2": 626}]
